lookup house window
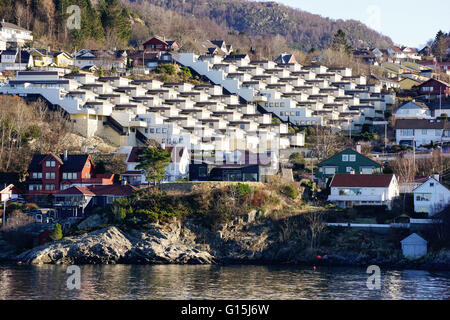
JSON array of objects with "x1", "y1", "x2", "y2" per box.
[
  {"x1": 162, "y1": 128, "x2": 167, "y2": 133},
  {"x1": 430, "y1": 182, "x2": 434, "y2": 187},
  {"x1": 342, "y1": 154, "x2": 349, "y2": 162},
  {"x1": 324, "y1": 167, "x2": 336, "y2": 175},
  {"x1": 46, "y1": 160, "x2": 56, "y2": 167},
  {"x1": 416, "y1": 193, "x2": 431, "y2": 201},
  {"x1": 45, "y1": 172, "x2": 56, "y2": 180},
  {"x1": 346, "y1": 167, "x2": 353, "y2": 173},
  {"x1": 32, "y1": 172, "x2": 42, "y2": 179},
  {"x1": 435, "y1": 130, "x2": 441, "y2": 136},
  {"x1": 422, "y1": 129, "x2": 427, "y2": 135},
  {"x1": 401, "y1": 129, "x2": 414, "y2": 136},
  {"x1": 349, "y1": 155, "x2": 356, "y2": 162},
  {"x1": 45, "y1": 184, "x2": 55, "y2": 191}
]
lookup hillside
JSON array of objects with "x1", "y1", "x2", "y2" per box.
[
  {"x1": 125, "y1": 0, "x2": 393, "y2": 51},
  {"x1": 0, "y1": 0, "x2": 392, "y2": 55}
]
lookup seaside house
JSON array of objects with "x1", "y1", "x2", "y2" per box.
[
  {"x1": 327, "y1": 174, "x2": 399, "y2": 210},
  {"x1": 316, "y1": 146, "x2": 382, "y2": 185},
  {"x1": 53, "y1": 184, "x2": 137, "y2": 218},
  {"x1": 25, "y1": 151, "x2": 114, "y2": 203},
  {"x1": 413, "y1": 175, "x2": 450, "y2": 216},
  {"x1": 121, "y1": 146, "x2": 190, "y2": 187}
]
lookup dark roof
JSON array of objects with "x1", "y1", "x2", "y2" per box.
[
  {"x1": 395, "y1": 119, "x2": 449, "y2": 130},
  {"x1": 28, "y1": 154, "x2": 91, "y2": 172},
  {"x1": 56, "y1": 184, "x2": 137, "y2": 196},
  {"x1": 330, "y1": 174, "x2": 394, "y2": 188}
]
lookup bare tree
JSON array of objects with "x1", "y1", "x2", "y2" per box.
[{"x1": 304, "y1": 211, "x2": 327, "y2": 250}]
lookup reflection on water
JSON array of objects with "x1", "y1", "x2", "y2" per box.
[{"x1": 0, "y1": 264, "x2": 449, "y2": 300}]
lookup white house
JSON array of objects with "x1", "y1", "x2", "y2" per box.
[
  {"x1": 0, "y1": 20, "x2": 33, "y2": 46},
  {"x1": 328, "y1": 174, "x2": 399, "y2": 210},
  {"x1": 121, "y1": 146, "x2": 190, "y2": 186},
  {"x1": 413, "y1": 176, "x2": 450, "y2": 216},
  {"x1": 394, "y1": 101, "x2": 431, "y2": 119},
  {"x1": 401, "y1": 233, "x2": 427, "y2": 258},
  {"x1": 395, "y1": 119, "x2": 450, "y2": 146}
]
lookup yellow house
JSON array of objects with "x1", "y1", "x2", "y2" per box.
[
  {"x1": 399, "y1": 78, "x2": 422, "y2": 90},
  {"x1": 52, "y1": 51, "x2": 74, "y2": 68},
  {"x1": 29, "y1": 49, "x2": 53, "y2": 67}
]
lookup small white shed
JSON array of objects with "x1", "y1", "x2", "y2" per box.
[{"x1": 401, "y1": 233, "x2": 427, "y2": 258}]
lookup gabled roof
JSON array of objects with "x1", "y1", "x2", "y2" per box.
[
  {"x1": 330, "y1": 174, "x2": 395, "y2": 188},
  {"x1": 401, "y1": 233, "x2": 427, "y2": 245},
  {"x1": 0, "y1": 20, "x2": 30, "y2": 32},
  {"x1": 317, "y1": 148, "x2": 382, "y2": 167},
  {"x1": 412, "y1": 177, "x2": 450, "y2": 193},
  {"x1": 28, "y1": 154, "x2": 91, "y2": 172}
]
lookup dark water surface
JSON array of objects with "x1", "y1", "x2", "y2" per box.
[{"x1": 0, "y1": 264, "x2": 449, "y2": 300}]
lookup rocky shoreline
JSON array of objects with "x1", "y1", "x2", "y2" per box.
[{"x1": 1, "y1": 214, "x2": 450, "y2": 270}]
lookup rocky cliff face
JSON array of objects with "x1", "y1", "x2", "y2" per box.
[{"x1": 6, "y1": 213, "x2": 450, "y2": 270}]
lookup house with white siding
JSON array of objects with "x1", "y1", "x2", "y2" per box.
[
  {"x1": 394, "y1": 101, "x2": 431, "y2": 119},
  {"x1": 328, "y1": 174, "x2": 399, "y2": 210},
  {"x1": 413, "y1": 175, "x2": 450, "y2": 216},
  {"x1": 395, "y1": 119, "x2": 450, "y2": 146}
]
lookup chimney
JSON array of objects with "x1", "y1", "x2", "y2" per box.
[
  {"x1": 434, "y1": 173, "x2": 440, "y2": 182},
  {"x1": 356, "y1": 144, "x2": 361, "y2": 153},
  {"x1": 63, "y1": 150, "x2": 68, "y2": 161}
]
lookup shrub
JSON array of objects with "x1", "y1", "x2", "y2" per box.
[
  {"x1": 231, "y1": 183, "x2": 252, "y2": 198},
  {"x1": 49, "y1": 223, "x2": 63, "y2": 241},
  {"x1": 281, "y1": 184, "x2": 299, "y2": 200}
]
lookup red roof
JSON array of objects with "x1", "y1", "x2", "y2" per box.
[{"x1": 330, "y1": 174, "x2": 394, "y2": 188}]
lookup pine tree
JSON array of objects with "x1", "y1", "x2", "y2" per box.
[
  {"x1": 432, "y1": 30, "x2": 448, "y2": 62},
  {"x1": 136, "y1": 147, "x2": 172, "y2": 185},
  {"x1": 332, "y1": 29, "x2": 352, "y2": 54}
]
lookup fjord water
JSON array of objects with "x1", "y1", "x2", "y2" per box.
[{"x1": 0, "y1": 264, "x2": 449, "y2": 300}]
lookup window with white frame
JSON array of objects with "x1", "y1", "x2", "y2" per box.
[
  {"x1": 349, "y1": 155, "x2": 356, "y2": 162},
  {"x1": 342, "y1": 154, "x2": 349, "y2": 162}
]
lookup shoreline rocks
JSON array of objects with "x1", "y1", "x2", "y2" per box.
[{"x1": 3, "y1": 219, "x2": 450, "y2": 271}]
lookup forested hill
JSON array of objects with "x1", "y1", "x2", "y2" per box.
[
  {"x1": 126, "y1": 0, "x2": 393, "y2": 51},
  {"x1": 0, "y1": 0, "x2": 392, "y2": 54}
]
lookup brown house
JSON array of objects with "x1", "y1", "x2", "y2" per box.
[
  {"x1": 143, "y1": 36, "x2": 179, "y2": 52},
  {"x1": 417, "y1": 78, "x2": 450, "y2": 96}
]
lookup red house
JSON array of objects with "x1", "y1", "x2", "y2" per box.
[
  {"x1": 26, "y1": 152, "x2": 114, "y2": 196},
  {"x1": 417, "y1": 78, "x2": 450, "y2": 96},
  {"x1": 143, "y1": 36, "x2": 179, "y2": 52}
]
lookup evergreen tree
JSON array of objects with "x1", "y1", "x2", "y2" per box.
[
  {"x1": 49, "y1": 223, "x2": 63, "y2": 241},
  {"x1": 136, "y1": 147, "x2": 171, "y2": 185},
  {"x1": 332, "y1": 29, "x2": 352, "y2": 54},
  {"x1": 432, "y1": 30, "x2": 448, "y2": 62}
]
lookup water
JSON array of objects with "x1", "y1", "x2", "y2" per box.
[{"x1": 0, "y1": 264, "x2": 449, "y2": 300}]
